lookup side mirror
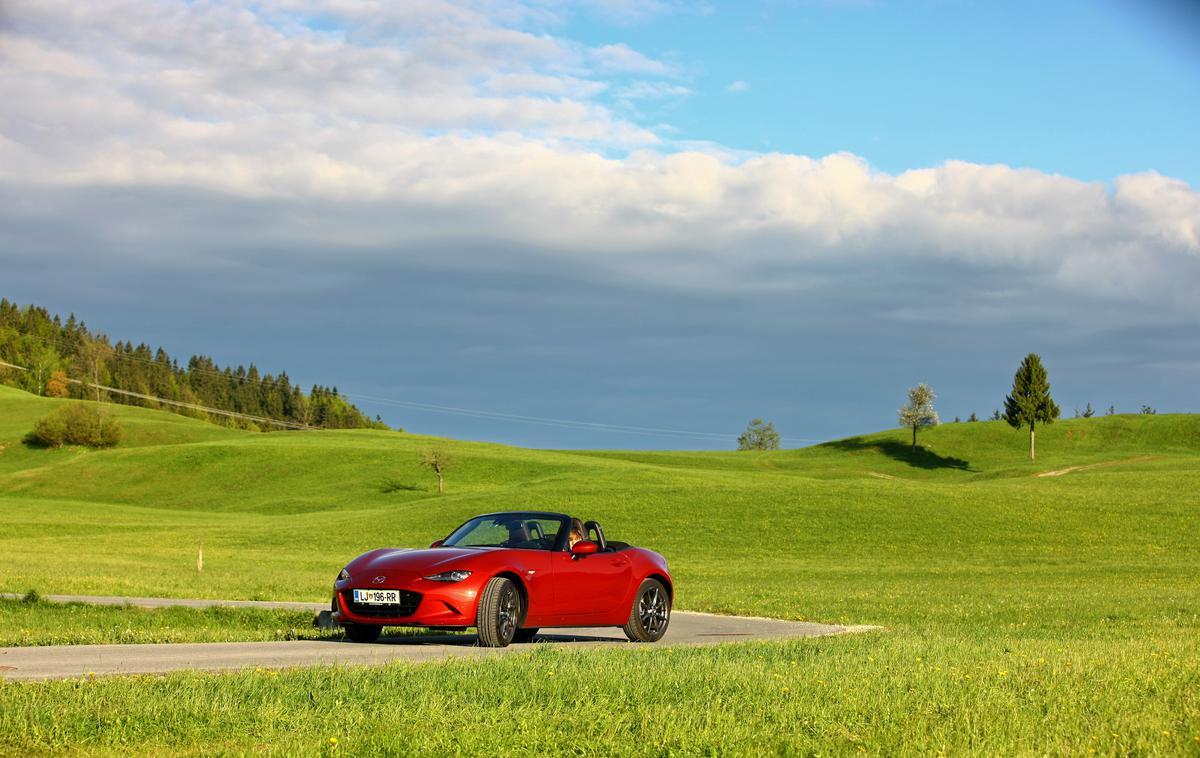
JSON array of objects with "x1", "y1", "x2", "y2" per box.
[
  {"x1": 571, "y1": 540, "x2": 598, "y2": 557},
  {"x1": 429, "y1": 539, "x2": 445, "y2": 548}
]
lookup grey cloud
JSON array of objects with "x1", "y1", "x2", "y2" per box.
[{"x1": 3, "y1": 183, "x2": 1196, "y2": 449}]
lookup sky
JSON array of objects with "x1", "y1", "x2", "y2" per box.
[{"x1": 1, "y1": 0, "x2": 1198, "y2": 449}]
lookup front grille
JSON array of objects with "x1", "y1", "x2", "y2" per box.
[{"x1": 343, "y1": 590, "x2": 422, "y2": 618}]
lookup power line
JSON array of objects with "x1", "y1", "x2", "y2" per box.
[
  {"x1": 0, "y1": 359, "x2": 308, "y2": 430},
  {"x1": 5, "y1": 333, "x2": 823, "y2": 444},
  {"x1": 343, "y1": 393, "x2": 822, "y2": 444}
]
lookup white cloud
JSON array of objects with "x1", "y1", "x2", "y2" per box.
[
  {"x1": 1, "y1": 0, "x2": 1198, "y2": 319},
  {"x1": 615, "y1": 81, "x2": 693, "y2": 100},
  {"x1": 588, "y1": 43, "x2": 673, "y2": 75},
  {"x1": 723, "y1": 79, "x2": 750, "y2": 93}
]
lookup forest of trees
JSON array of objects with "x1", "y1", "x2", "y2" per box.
[{"x1": 0, "y1": 298, "x2": 389, "y2": 431}]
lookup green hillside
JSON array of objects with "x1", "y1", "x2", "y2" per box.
[
  {"x1": 1, "y1": 382, "x2": 1197, "y2": 614},
  {"x1": 1, "y1": 385, "x2": 1197, "y2": 754}
]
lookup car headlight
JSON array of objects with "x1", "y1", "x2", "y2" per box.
[
  {"x1": 337, "y1": 567, "x2": 350, "y2": 581},
  {"x1": 423, "y1": 570, "x2": 472, "y2": 582}
]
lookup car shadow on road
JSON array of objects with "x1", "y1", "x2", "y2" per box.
[
  {"x1": 820, "y1": 437, "x2": 972, "y2": 471},
  {"x1": 322, "y1": 631, "x2": 628, "y2": 646}
]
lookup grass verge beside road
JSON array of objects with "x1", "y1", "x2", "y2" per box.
[
  {"x1": 0, "y1": 598, "x2": 334, "y2": 647},
  {"x1": 1, "y1": 631, "x2": 1197, "y2": 756}
]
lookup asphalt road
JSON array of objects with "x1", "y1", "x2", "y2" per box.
[{"x1": 0, "y1": 595, "x2": 876, "y2": 681}]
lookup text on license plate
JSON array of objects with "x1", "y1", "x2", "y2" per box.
[{"x1": 353, "y1": 589, "x2": 401, "y2": 604}]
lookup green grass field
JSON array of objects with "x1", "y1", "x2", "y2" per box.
[{"x1": 1, "y1": 385, "x2": 1198, "y2": 755}]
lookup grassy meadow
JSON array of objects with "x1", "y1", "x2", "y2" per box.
[{"x1": 0, "y1": 384, "x2": 1198, "y2": 755}]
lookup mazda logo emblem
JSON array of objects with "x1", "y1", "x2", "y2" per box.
[{"x1": 372, "y1": 576, "x2": 387, "y2": 584}]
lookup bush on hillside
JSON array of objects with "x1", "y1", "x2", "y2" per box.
[{"x1": 27, "y1": 403, "x2": 121, "y2": 448}]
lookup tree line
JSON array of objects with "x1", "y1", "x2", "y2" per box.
[
  {"x1": 0, "y1": 298, "x2": 389, "y2": 431},
  {"x1": 742, "y1": 352, "x2": 1163, "y2": 459}
]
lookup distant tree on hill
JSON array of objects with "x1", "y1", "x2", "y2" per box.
[
  {"x1": 419, "y1": 448, "x2": 455, "y2": 494},
  {"x1": 737, "y1": 419, "x2": 780, "y2": 451},
  {"x1": 29, "y1": 345, "x2": 60, "y2": 396},
  {"x1": 968, "y1": 412, "x2": 978, "y2": 422},
  {"x1": 898, "y1": 384, "x2": 939, "y2": 452},
  {"x1": 45, "y1": 370, "x2": 70, "y2": 398},
  {"x1": 1140, "y1": 405, "x2": 1157, "y2": 415},
  {"x1": 77, "y1": 339, "x2": 112, "y2": 403},
  {"x1": 1082, "y1": 402, "x2": 1094, "y2": 418},
  {"x1": 991, "y1": 408, "x2": 1001, "y2": 421},
  {"x1": 1107, "y1": 405, "x2": 1115, "y2": 416},
  {"x1": 1003, "y1": 353, "x2": 1060, "y2": 460}
]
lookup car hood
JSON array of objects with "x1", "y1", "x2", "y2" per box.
[{"x1": 347, "y1": 547, "x2": 484, "y2": 581}]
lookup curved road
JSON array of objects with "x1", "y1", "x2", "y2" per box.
[{"x1": 0, "y1": 595, "x2": 877, "y2": 681}]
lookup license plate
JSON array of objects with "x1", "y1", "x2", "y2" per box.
[{"x1": 353, "y1": 589, "x2": 401, "y2": 605}]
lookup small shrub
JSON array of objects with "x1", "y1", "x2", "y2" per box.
[
  {"x1": 21, "y1": 589, "x2": 42, "y2": 603},
  {"x1": 28, "y1": 403, "x2": 122, "y2": 448}
]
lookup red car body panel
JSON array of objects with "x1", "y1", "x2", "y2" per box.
[{"x1": 332, "y1": 512, "x2": 672, "y2": 630}]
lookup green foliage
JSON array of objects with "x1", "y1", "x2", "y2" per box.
[
  {"x1": 28, "y1": 402, "x2": 121, "y2": 448},
  {"x1": 1003, "y1": 353, "x2": 1060, "y2": 459},
  {"x1": 737, "y1": 418, "x2": 780, "y2": 450},
  {"x1": 0, "y1": 298, "x2": 382, "y2": 431}
]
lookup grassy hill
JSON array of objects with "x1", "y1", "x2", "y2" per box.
[
  {"x1": 1, "y1": 383, "x2": 1198, "y2": 610},
  {"x1": 1, "y1": 384, "x2": 1197, "y2": 754}
]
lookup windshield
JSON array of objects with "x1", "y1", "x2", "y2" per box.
[{"x1": 442, "y1": 514, "x2": 567, "y2": 551}]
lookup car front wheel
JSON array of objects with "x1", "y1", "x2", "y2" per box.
[
  {"x1": 476, "y1": 577, "x2": 521, "y2": 647},
  {"x1": 623, "y1": 579, "x2": 670, "y2": 642}
]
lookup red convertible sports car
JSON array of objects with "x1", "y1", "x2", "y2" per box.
[{"x1": 332, "y1": 511, "x2": 672, "y2": 647}]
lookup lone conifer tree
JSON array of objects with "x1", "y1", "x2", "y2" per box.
[
  {"x1": 898, "y1": 383, "x2": 939, "y2": 452},
  {"x1": 737, "y1": 419, "x2": 780, "y2": 451},
  {"x1": 1003, "y1": 353, "x2": 1060, "y2": 460}
]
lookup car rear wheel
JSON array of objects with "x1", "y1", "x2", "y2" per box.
[
  {"x1": 344, "y1": 623, "x2": 382, "y2": 643},
  {"x1": 476, "y1": 577, "x2": 521, "y2": 647},
  {"x1": 512, "y1": 627, "x2": 539, "y2": 643},
  {"x1": 623, "y1": 579, "x2": 670, "y2": 642}
]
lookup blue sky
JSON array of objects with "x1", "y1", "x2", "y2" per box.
[
  {"x1": 564, "y1": 0, "x2": 1200, "y2": 184},
  {"x1": 1, "y1": 0, "x2": 1198, "y2": 448}
]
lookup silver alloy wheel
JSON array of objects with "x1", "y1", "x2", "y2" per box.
[
  {"x1": 498, "y1": 584, "x2": 518, "y2": 640},
  {"x1": 638, "y1": 585, "x2": 668, "y2": 635}
]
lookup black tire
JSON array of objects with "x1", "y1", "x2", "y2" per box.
[
  {"x1": 512, "y1": 627, "x2": 540, "y2": 643},
  {"x1": 344, "y1": 624, "x2": 382, "y2": 643},
  {"x1": 623, "y1": 579, "x2": 670, "y2": 642},
  {"x1": 476, "y1": 577, "x2": 521, "y2": 647}
]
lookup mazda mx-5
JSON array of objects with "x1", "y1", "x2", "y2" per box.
[{"x1": 332, "y1": 511, "x2": 673, "y2": 647}]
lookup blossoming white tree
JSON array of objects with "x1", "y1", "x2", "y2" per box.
[{"x1": 899, "y1": 384, "x2": 940, "y2": 452}]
